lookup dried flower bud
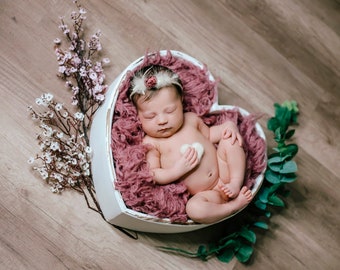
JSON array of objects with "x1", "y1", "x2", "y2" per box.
[
  {"x1": 102, "y1": 58, "x2": 110, "y2": 64},
  {"x1": 54, "y1": 38, "x2": 61, "y2": 44}
]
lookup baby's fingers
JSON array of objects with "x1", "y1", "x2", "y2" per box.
[
  {"x1": 231, "y1": 132, "x2": 238, "y2": 144},
  {"x1": 184, "y1": 147, "x2": 196, "y2": 160},
  {"x1": 225, "y1": 130, "x2": 237, "y2": 144},
  {"x1": 236, "y1": 133, "x2": 243, "y2": 146},
  {"x1": 223, "y1": 129, "x2": 232, "y2": 139}
]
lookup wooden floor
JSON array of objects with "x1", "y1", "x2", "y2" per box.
[{"x1": 1, "y1": 0, "x2": 339, "y2": 269}]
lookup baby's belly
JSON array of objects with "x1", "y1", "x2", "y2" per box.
[{"x1": 182, "y1": 153, "x2": 220, "y2": 195}]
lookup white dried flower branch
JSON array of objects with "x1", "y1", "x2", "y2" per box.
[
  {"x1": 28, "y1": 0, "x2": 109, "y2": 217},
  {"x1": 54, "y1": 0, "x2": 109, "y2": 145}
]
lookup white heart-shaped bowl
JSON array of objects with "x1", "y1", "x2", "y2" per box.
[{"x1": 90, "y1": 51, "x2": 266, "y2": 233}]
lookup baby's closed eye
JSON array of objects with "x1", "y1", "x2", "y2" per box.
[
  {"x1": 164, "y1": 105, "x2": 177, "y2": 114},
  {"x1": 143, "y1": 113, "x2": 156, "y2": 119}
]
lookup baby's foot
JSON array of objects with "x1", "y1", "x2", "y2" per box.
[
  {"x1": 234, "y1": 186, "x2": 253, "y2": 207},
  {"x1": 219, "y1": 182, "x2": 241, "y2": 199}
]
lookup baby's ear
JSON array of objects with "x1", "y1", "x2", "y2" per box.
[{"x1": 180, "y1": 94, "x2": 184, "y2": 103}]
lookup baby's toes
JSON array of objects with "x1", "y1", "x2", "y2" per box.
[
  {"x1": 240, "y1": 186, "x2": 248, "y2": 194},
  {"x1": 218, "y1": 183, "x2": 225, "y2": 190},
  {"x1": 225, "y1": 187, "x2": 234, "y2": 196},
  {"x1": 245, "y1": 191, "x2": 252, "y2": 200}
]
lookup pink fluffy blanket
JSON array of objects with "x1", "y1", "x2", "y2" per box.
[{"x1": 111, "y1": 51, "x2": 266, "y2": 223}]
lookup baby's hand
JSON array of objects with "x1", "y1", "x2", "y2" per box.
[
  {"x1": 222, "y1": 121, "x2": 243, "y2": 146},
  {"x1": 177, "y1": 147, "x2": 200, "y2": 174}
]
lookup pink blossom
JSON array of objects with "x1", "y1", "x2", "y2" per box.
[
  {"x1": 72, "y1": 86, "x2": 79, "y2": 94},
  {"x1": 93, "y1": 84, "x2": 102, "y2": 94},
  {"x1": 102, "y1": 58, "x2": 110, "y2": 64},
  {"x1": 71, "y1": 55, "x2": 81, "y2": 65},
  {"x1": 71, "y1": 99, "x2": 78, "y2": 106},
  {"x1": 70, "y1": 67, "x2": 77, "y2": 73},
  {"x1": 58, "y1": 66, "x2": 67, "y2": 73},
  {"x1": 79, "y1": 67, "x2": 86, "y2": 76},
  {"x1": 79, "y1": 8, "x2": 86, "y2": 14},
  {"x1": 89, "y1": 72, "x2": 97, "y2": 81},
  {"x1": 94, "y1": 94, "x2": 104, "y2": 101},
  {"x1": 145, "y1": 76, "x2": 157, "y2": 88}
]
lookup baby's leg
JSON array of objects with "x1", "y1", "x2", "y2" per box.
[
  {"x1": 186, "y1": 187, "x2": 252, "y2": 224},
  {"x1": 217, "y1": 137, "x2": 246, "y2": 199}
]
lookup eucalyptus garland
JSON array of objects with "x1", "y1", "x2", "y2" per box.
[{"x1": 158, "y1": 100, "x2": 299, "y2": 264}]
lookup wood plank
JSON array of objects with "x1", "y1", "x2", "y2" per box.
[{"x1": 222, "y1": 0, "x2": 340, "y2": 93}]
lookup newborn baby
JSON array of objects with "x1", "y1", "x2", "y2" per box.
[{"x1": 130, "y1": 65, "x2": 252, "y2": 224}]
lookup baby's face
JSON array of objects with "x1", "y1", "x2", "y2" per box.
[{"x1": 136, "y1": 86, "x2": 184, "y2": 138}]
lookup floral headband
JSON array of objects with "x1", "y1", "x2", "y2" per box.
[{"x1": 130, "y1": 66, "x2": 182, "y2": 98}]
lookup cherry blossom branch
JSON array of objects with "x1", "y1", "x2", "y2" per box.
[{"x1": 28, "y1": 0, "x2": 110, "y2": 217}]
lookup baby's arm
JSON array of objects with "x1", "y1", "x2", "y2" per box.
[
  {"x1": 146, "y1": 144, "x2": 200, "y2": 185},
  {"x1": 209, "y1": 121, "x2": 243, "y2": 146}
]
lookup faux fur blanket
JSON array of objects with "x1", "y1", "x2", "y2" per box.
[{"x1": 111, "y1": 51, "x2": 266, "y2": 223}]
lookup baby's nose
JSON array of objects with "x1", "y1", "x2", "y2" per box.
[{"x1": 157, "y1": 115, "x2": 168, "y2": 125}]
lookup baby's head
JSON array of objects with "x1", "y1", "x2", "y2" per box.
[
  {"x1": 129, "y1": 65, "x2": 183, "y2": 106},
  {"x1": 129, "y1": 65, "x2": 185, "y2": 138}
]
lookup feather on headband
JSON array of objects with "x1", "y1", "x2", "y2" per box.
[{"x1": 130, "y1": 67, "x2": 182, "y2": 98}]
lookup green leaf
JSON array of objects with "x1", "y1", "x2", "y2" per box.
[
  {"x1": 218, "y1": 233, "x2": 238, "y2": 246},
  {"x1": 280, "y1": 160, "x2": 297, "y2": 174},
  {"x1": 272, "y1": 103, "x2": 284, "y2": 118},
  {"x1": 279, "y1": 173, "x2": 297, "y2": 183},
  {"x1": 274, "y1": 127, "x2": 282, "y2": 142},
  {"x1": 265, "y1": 170, "x2": 281, "y2": 184},
  {"x1": 278, "y1": 144, "x2": 298, "y2": 158},
  {"x1": 275, "y1": 105, "x2": 291, "y2": 130},
  {"x1": 268, "y1": 183, "x2": 283, "y2": 193},
  {"x1": 267, "y1": 117, "x2": 280, "y2": 132},
  {"x1": 272, "y1": 147, "x2": 280, "y2": 152},
  {"x1": 282, "y1": 100, "x2": 294, "y2": 112},
  {"x1": 268, "y1": 155, "x2": 285, "y2": 164},
  {"x1": 196, "y1": 245, "x2": 208, "y2": 260},
  {"x1": 235, "y1": 244, "x2": 253, "y2": 263},
  {"x1": 268, "y1": 194, "x2": 285, "y2": 207},
  {"x1": 282, "y1": 100, "x2": 293, "y2": 111},
  {"x1": 258, "y1": 187, "x2": 270, "y2": 203},
  {"x1": 217, "y1": 248, "x2": 234, "y2": 263},
  {"x1": 268, "y1": 152, "x2": 293, "y2": 164},
  {"x1": 254, "y1": 200, "x2": 267, "y2": 210},
  {"x1": 292, "y1": 113, "x2": 299, "y2": 124},
  {"x1": 253, "y1": 221, "x2": 269, "y2": 230},
  {"x1": 239, "y1": 227, "x2": 256, "y2": 244},
  {"x1": 265, "y1": 211, "x2": 271, "y2": 218},
  {"x1": 285, "y1": 129, "x2": 295, "y2": 140},
  {"x1": 291, "y1": 101, "x2": 299, "y2": 114},
  {"x1": 207, "y1": 243, "x2": 219, "y2": 254},
  {"x1": 268, "y1": 162, "x2": 282, "y2": 172},
  {"x1": 282, "y1": 100, "x2": 299, "y2": 114}
]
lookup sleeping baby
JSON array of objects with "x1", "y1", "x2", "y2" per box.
[{"x1": 129, "y1": 65, "x2": 252, "y2": 224}]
